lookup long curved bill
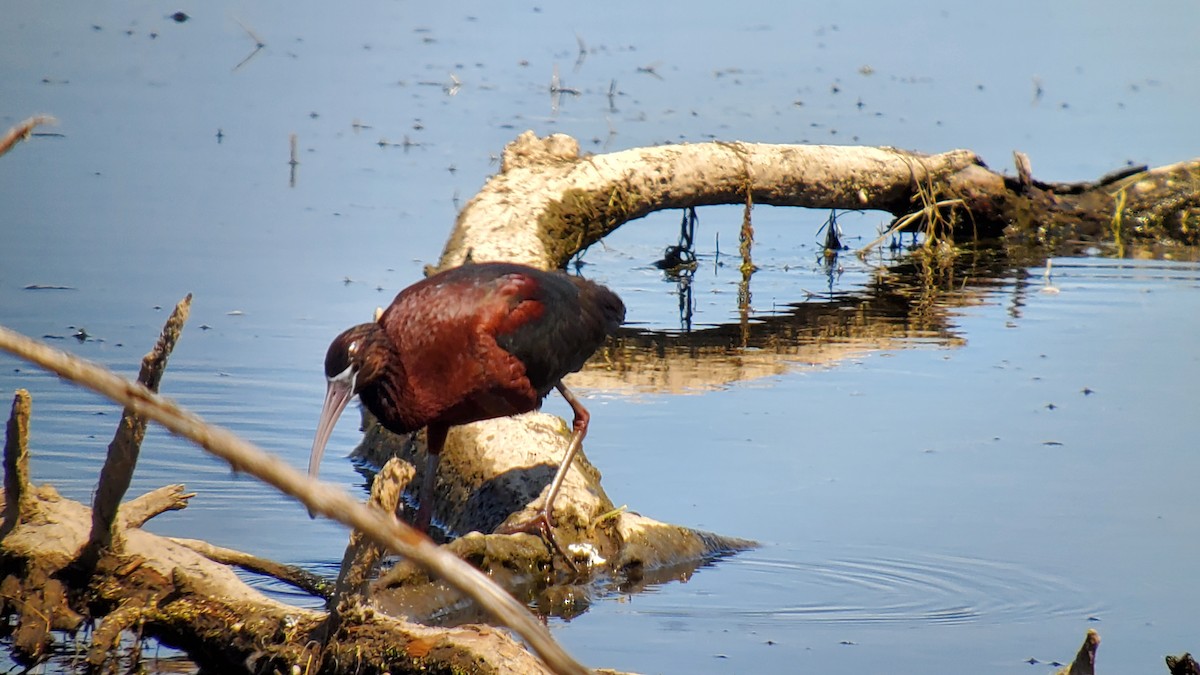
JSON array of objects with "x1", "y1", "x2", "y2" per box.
[{"x1": 308, "y1": 375, "x2": 355, "y2": 479}]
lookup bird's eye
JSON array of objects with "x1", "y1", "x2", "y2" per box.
[{"x1": 347, "y1": 340, "x2": 359, "y2": 356}]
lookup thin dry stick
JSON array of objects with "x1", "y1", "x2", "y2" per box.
[
  {"x1": 0, "y1": 116, "x2": 56, "y2": 158},
  {"x1": 0, "y1": 324, "x2": 590, "y2": 675},
  {"x1": 855, "y1": 198, "x2": 964, "y2": 256}
]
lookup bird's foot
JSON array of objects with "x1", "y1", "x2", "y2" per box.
[{"x1": 496, "y1": 510, "x2": 579, "y2": 573}]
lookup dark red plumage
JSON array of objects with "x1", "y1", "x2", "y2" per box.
[{"x1": 309, "y1": 262, "x2": 625, "y2": 534}]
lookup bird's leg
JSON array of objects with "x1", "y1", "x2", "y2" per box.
[
  {"x1": 414, "y1": 424, "x2": 447, "y2": 533},
  {"x1": 540, "y1": 381, "x2": 590, "y2": 525},
  {"x1": 497, "y1": 382, "x2": 588, "y2": 570}
]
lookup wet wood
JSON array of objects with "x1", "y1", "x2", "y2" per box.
[
  {"x1": 4, "y1": 129, "x2": 1199, "y2": 673},
  {"x1": 167, "y1": 536, "x2": 331, "y2": 598},
  {"x1": 0, "y1": 474, "x2": 560, "y2": 673},
  {"x1": 353, "y1": 412, "x2": 754, "y2": 614}
]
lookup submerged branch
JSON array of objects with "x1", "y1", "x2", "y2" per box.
[{"x1": 167, "y1": 536, "x2": 332, "y2": 599}]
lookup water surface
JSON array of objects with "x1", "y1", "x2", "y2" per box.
[{"x1": 2, "y1": 2, "x2": 1199, "y2": 673}]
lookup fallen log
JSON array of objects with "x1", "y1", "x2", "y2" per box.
[{"x1": 437, "y1": 132, "x2": 1200, "y2": 272}]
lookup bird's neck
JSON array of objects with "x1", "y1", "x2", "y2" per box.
[{"x1": 358, "y1": 349, "x2": 419, "y2": 435}]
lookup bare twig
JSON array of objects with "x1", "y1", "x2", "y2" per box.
[
  {"x1": 0, "y1": 116, "x2": 57, "y2": 158},
  {"x1": 855, "y1": 197, "x2": 963, "y2": 255},
  {"x1": 231, "y1": 16, "x2": 266, "y2": 72},
  {"x1": 0, "y1": 324, "x2": 592, "y2": 675}
]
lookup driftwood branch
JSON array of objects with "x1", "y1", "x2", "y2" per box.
[
  {"x1": 88, "y1": 294, "x2": 191, "y2": 558},
  {"x1": 6, "y1": 130, "x2": 1196, "y2": 672},
  {"x1": 325, "y1": 458, "x2": 414, "y2": 637},
  {"x1": 0, "y1": 323, "x2": 592, "y2": 675},
  {"x1": 119, "y1": 483, "x2": 196, "y2": 528},
  {"x1": 2, "y1": 390, "x2": 33, "y2": 533},
  {"x1": 334, "y1": 458, "x2": 414, "y2": 604},
  {"x1": 1057, "y1": 629, "x2": 1100, "y2": 675}
]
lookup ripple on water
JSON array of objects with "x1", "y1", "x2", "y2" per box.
[{"x1": 628, "y1": 547, "x2": 1103, "y2": 628}]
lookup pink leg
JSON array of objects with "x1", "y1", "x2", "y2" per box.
[
  {"x1": 497, "y1": 382, "x2": 588, "y2": 568},
  {"x1": 539, "y1": 382, "x2": 589, "y2": 525},
  {"x1": 414, "y1": 424, "x2": 447, "y2": 533}
]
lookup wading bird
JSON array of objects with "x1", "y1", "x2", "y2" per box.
[{"x1": 308, "y1": 262, "x2": 625, "y2": 539}]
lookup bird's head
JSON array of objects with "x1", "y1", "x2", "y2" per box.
[{"x1": 308, "y1": 322, "x2": 385, "y2": 481}]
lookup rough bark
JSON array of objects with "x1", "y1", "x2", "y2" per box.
[
  {"x1": 1056, "y1": 629, "x2": 1100, "y2": 675},
  {"x1": 0, "y1": 477, "x2": 559, "y2": 674},
  {"x1": 86, "y1": 294, "x2": 190, "y2": 562}
]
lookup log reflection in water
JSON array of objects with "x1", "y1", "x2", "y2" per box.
[{"x1": 574, "y1": 248, "x2": 1028, "y2": 394}]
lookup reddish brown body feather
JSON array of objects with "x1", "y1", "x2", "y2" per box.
[
  {"x1": 310, "y1": 262, "x2": 625, "y2": 534},
  {"x1": 348, "y1": 262, "x2": 623, "y2": 441}
]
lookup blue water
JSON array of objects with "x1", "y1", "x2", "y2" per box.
[{"x1": 2, "y1": 2, "x2": 1199, "y2": 673}]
